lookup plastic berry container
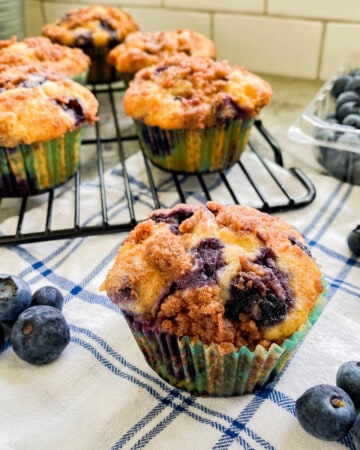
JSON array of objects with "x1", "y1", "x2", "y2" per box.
[{"x1": 288, "y1": 54, "x2": 360, "y2": 185}]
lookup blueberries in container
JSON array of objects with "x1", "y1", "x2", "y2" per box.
[
  {"x1": 342, "y1": 114, "x2": 360, "y2": 128},
  {"x1": 345, "y1": 75, "x2": 360, "y2": 95},
  {"x1": 331, "y1": 75, "x2": 352, "y2": 98},
  {"x1": 335, "y1": 91, "x2": 360, "y2": 112},
  {"x1": 336, "y1": 101, "x2": 360, "y2": 123}
]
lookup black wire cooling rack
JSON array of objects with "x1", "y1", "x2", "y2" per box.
[{"x1": 0, "y1": 83, "x2": 316, "y2": 246}]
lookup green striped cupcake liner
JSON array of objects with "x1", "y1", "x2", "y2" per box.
[
  {"x1": 135, "y1": 117, "x2": 254, "y2": 173},
  {"x1": 0, "y1": 127, "x2": 82, "y2": 197},
  {"x1": 117, "y1": 72, "x2": 135, "y2": 89},
  {"x1": 125, "y1": 291, "x2": 327, "y2": 396},
  {"x1": 80, "y1": 45, "x2": 122, "y2": 84},
  {"x1": 71, "y1": 69, "x2": 89, "y2": 85}
]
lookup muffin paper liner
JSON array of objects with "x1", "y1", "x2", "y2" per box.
[
  {"x1": 117, "y1": 72, "x2": 135, "y2": 88},
  {"x1": 71, "y1": 69, "x2": 89, "y2": 85},
  {"x1": 135, "y1": 117, "x2": 254, "y2": 173},
  {"x1": 124, "y1": 292, "x2": 326, "y2": 396},
  {"x1": 80, "y1": 45, "x2": 122, "y2": 84},
  {"x1": 0, "y1": 127, "x2": 82, "y2": 197}
]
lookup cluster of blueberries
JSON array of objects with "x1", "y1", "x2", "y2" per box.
[
  {"x1": 0, "y1": 274, "x2": 70, "y2": 365},
  {"x1": 295, "y1": 362, "x2": 360, "y2": 447},
  {"x1": 316, "y1": 70, "x2": 360, "y2": 185}
]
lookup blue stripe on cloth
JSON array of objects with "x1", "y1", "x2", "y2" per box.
[
  {"x1": 212, "y1": 395, "x2": 274, "y2": 450},
  {"x1": 7, "y1": 238, "x2": 122, "y2": 312},
  {"x1": 302, "y1": 180, "x2": 346, "y2": 238},
  {"x1": 326, "y1": 258, "x2": 358, "y2": 301},
  {"x1": 328, "y1": 276, "x2": 360, "y2": 297},
  {"x1": 70, "y1": 324, "x2": 273, "y2": 449},
  {"x1": 306, "y1": 185, "x2": 353, "y2": 241},
  {"x1": 311, "y1": 241, "x2": 359, "y2": 265}
]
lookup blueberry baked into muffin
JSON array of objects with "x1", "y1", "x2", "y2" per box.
[
  {"x1": 0, "y1": 64, "x2": 98, "y2": 196},
  {"x1": 123, "y1": 54, "x2": 272, "y2": 173},
  {"x1": 42, "y1": 5, "x2": 139, "y2": 83},
  {"x1": 101, "y1": 202, "x2": 326, "y2": 395},
  {"x1": 0, "y1": 36, "x2": 91, "y2": 84},
  {"x1": 107, "y1": 28, "x2": 216, "y2": 85}
]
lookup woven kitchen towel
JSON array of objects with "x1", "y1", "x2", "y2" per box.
[{"x1": 0, "y1": 151, "x2": 359, "y2": 450}]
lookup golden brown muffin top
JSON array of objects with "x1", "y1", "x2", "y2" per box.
[
  {"x1": 42, "y1": 5, "x2": 139, "y2": 47},
  {"x1": 123, "y1": 54, "x2": 272, "y2": 129},
  {"x1": 101, "y1": 202, "x2": 324, "y2": 353},
  {"x1": 0, "y1": 36, "x2": 90, "y2": 77},
  {"x1": 107, "y1": 29, "x2": 216, "y2": 74},
  {"x1": 0, "y1": 64, "x2": 99, "y2": 147}
]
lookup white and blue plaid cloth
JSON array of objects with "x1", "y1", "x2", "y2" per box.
[{"x1": 0, "y1": 144, "x2": 359, "y2": 450}]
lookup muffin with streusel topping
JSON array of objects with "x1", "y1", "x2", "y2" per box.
[
  {"x1": 100, "y1": 202, "x2": 326, "y2": 396},
  {"x1": 107, "y1": 28, "x2": 216, "y2": 85},
  {"x1": 0, "y1": 36, "x2": 91, "y2": 84},
  {"x1": 42, "y1": 5, "x2": 139, "y2": 83},
  {"x1": 123, "y1": 54, "x2": 272, "y2": 173},
  {"x1": 0, "y1": 64, "x2": 98, "y2": 196}
]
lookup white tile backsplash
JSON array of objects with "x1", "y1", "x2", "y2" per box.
[
  {"x1": 125, "y1": 8, "x2": 211, "y2": 36},
  {"x1": 164, "y1": 0, "x2": 264, "y2": 14},
  {"x1": 268, "y1": 0, "x2": 360, "y2": 21},
  {"x1": 214, "y1": 15, "x2": 323, "y2": 79},
  {"x1": 22, "y1": 0, "x2": 360, "y2": 80},
  {"x1": 321, "y1": 23, "x2": 360, "y2": 79},
  {"x1": 24, "y1": 1, "x2": 43, "y2": 36}
]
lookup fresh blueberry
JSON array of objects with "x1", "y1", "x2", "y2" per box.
[
  {"x1": 331, "y1": 75, "x2": 352, "y2": 98},
  {"x1": 342, "y1": 114, "x2": 360, "y2": 128},
  {"x1": 31, "y1": 286, "x2": 64, "y2": 310},
  {"x1": 349, "y1": 69, "x2": 360, "y2": 77},
  {"x1": 336, "y1": 361, "x2": 360, "y2": 407},
  {"x1": 345, "y1": 75, "x2": 360, "y2": 96},
  {"x1": 347, "y1": 225, "x2": 360, "y2": 256},
  {"x1": 295, "y1": 384, "x2": 356, "y2": 441},
  {"x1": 337, "y1": 132, "x2": 360, "y2": 146},
  {"x1": 336, "y1": 91, "x2": 360, "y2": 112},
  {"x1": 11, "y1": 305, "x2": 70, "y2": 365},
  {"x1": 325, "y1": 112, "x2": 339, "y2": 123},
  {"x1": 337, "y1": 101, "x2": 360, "y2": 123},
  {"x1": 0, "y1": 274, "x2": 32, "y2": 323},
  {"x1": 351, "y1": 414, "x2": 360, "y2": 450},
  {"x1": 0, "y1": 322, "x2": 4, "y2": 347},
  {"x1": 318, "y1": 145, "x2": 358, "y2": 182},
  {"x1": 315, "y1": 127, "x2": 337, "y2": 144}
]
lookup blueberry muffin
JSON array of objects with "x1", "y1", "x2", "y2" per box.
[
  {"x1": 123, "y1": 54, "x2": 272, "y2": 173},
  {"x1": 42, "y1": 5, "x2": 139, "y2": 83},
  {"x1": 107, "y1": 28, "x2": 216, "y2": 85},
  {"x1": 0, "y1": 36, "x2": 91, "y2": 84},
  {"x1": 0, "y1": 64, "x2": 98, "y2": 196},
  {"x1": 101, "y1": 202, "x2": 326, "y2": 396}
]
